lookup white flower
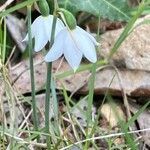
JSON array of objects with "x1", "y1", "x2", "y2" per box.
[
  {"x1": 23, "y1": 15, "x2": 64, "y2": 52},
  {"x1": 44, "y1": 26, "x2": 98, "y2": 71}
]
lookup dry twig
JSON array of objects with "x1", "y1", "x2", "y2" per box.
[{"x1": 0, "y1": 0, "x2": 15, "y2": 12}]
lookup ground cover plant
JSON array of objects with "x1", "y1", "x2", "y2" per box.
[{"x1": 0, "y1": 0, "x2": 150, "y2": 149}]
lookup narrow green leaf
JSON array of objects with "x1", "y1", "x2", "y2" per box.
[
  {"x1": 109, "y1": 1, "x2": 145, "y2": 58},
  {"x1": 55, "y1": 59, "x2": 107, "y2": 79},
  {"x1": 126, "y1": 101, "x2": 150, "y2": 128}
]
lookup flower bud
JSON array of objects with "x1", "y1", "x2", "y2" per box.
[
  {"x1": 58, "y1": 8, "x2": 76, "y2": 30},
  {"x1": 38, "y1": 0, "x2": 50, "y2": 16}
]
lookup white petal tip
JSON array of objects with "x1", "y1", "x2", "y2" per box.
[
  {"x1": 93, "y1": 60, "x2": 97, "y2": 63},
  {"x1": 96, "y1": 42, "x2": 100, "y2": 46},
  {"x1": 73, "y1": 67, "x2": 78, "y2": 72},
  {"x1": 44, "y1": 55, "x2": 53, "y2": 62},
  {"x1": 34, "y1": 48, "x2": 41, "y2": 52},
  {"x1": 90, "y1": 57, "x2": 97, "y2": 63},
  {"x1": 22, "y1": 37, "x2": 28, "y2": 42},
  {"x1": 44, "y1": 57, "x2": 49, "y2": 62},
  {"x1": 93, "y1": 57, "x2": 97, "y2": 63}
]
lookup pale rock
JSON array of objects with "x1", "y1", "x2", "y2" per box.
[{"x1": 100, "y1": 15, "x2": 150, "y2": 71}]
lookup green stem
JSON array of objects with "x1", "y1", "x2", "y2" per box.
[
  {"x1": 109, "y1": 1, "x2": 145, "y2": 58},
  {"x1": 84, "y1": 63, "x2": 97, "y2": 150},
  {"x1": 45, "y1": 15, "x2": 57, "y2": 150},
  {"x1": 27, "y1": 5, "x2": 38, "y2": 131},
  {"x1": 2, "y1": 18, "x2": 6, "y2": 64}
]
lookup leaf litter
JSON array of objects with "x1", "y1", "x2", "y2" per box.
[{"x1": 1, "y1": 13, "x2": 150, "y2": 149}]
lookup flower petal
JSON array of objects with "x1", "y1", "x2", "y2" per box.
[
  {"x1": 42, "y1": 15, "x2": 65, "y2": 43},
  {"x1": 44, "y1": 29, "x2": 66, "y2": 62},
  {"x1": 23, "y1": 16, "x2": 49, "y2": 52},
  {"x1": 43, "y1": 16, "x2": 53, "y2": 40},
  {"x1": 23, "y1": 15, "x2": 65, "y2": 51},
  {"x1": 43, "y1": 16, "x2": 65, "y2": 41},
  {"x1": 34, "y1": 31, "x2": 49, "y2": 52},
  {"x1": 23, "y1": 16, "x2": 44, "y2": 42},
  {"x1": 76, "y1": 26, "x2": 99, "y2": 46},
  {"x1": 55, "y1": 18, "x2": 65, "y2": 36},
  {"x1": 64, "y1": 29, "x2": 82, "y2": 71},
  {"x1": 31, "y1": 16, "x2": 43, "y2": 38},
  {"x1": 72, "y1": 28, "x2": 97, "y2": 63}
]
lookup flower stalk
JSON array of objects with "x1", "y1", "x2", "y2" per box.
[
  {"x1": 44, "y1": 14, "x2": 57, "y2": 150},
  {"x1": 27, "y1": 5, "x2": 38, "y2": 131}
]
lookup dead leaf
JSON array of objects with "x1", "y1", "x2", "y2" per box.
[
  {"x1": 10, "y1": 53, "x2": 89, "y2": 94},
  {"x1": 6, "y1": 15, "x2": 27, "y2": 52},
  {"x1": 10, "y1": 54, "x2": 46, "y2": 93},
  {"x1": 9, "y1": 53, "x2": 150, "y2": 97},
  {"x1": 80, "y1": 68, "x2": 150, "y2": 97}
]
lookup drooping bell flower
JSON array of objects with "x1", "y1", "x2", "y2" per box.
[
  {"x1": 45, "y1": 8, "x2": 98, "y2": 71},
  {"x1": 23, "y1": 0, "x2": 64, "y2": 52}
]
